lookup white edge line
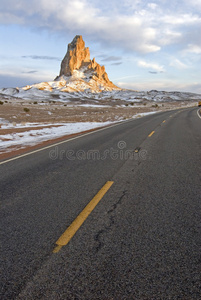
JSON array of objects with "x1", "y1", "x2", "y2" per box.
[
  {"x1": 0, "y1": 108, "x2": 179, "y2": 166},
  {"x1": 0, "y1": 119, "x2": 134, "y2": 165},
  {"x1": 197, "y1": 108, "x2": 201, "y2": 119}
]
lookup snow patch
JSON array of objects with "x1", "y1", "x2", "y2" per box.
[
  {"x1": 0, "y1": 121, "x2": 114, "y2": 152},
  {"x1": 133, "y1": 111, "x2": 159, "y2": 118},
  {"x1": 1, "y1": 84, "x2": 200, "y2": 103}
]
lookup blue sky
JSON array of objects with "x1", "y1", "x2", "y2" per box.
[{"x1": 0, "y1": 0, "x2": 201, "y2": 93}]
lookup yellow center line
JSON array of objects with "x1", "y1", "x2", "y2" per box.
[
  {"x1": 162, "y1": 120, "x2": 166, "y2": 123},
  {"x1": 53, "y1": 181, "x2": 114, "y2": 253},
  {"x1": 148, "y1": 131, "x2": 155, "y2": 137}
]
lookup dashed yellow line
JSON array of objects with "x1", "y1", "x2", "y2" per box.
[
  {"x1": 148, "y1": 131, "x2": 155, "y2": 137},
  {"x1": 162, "y1": 120, "x2": 166, "y2": 123},
  {"x1": 53, "y1": 181, "x2": 114, "y2": 253}
]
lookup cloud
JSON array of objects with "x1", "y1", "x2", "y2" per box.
[
  {"x1": 101, "y1": 55, "x2": 122, "y2": 65},
  {"x1": 0, "y1": 0, "x2": 200, "y2": 56},
  {"x1": 1, "y1": 0, "x2": 201, "y2": 93},
  {"x1": 101, "y1": 56, "x2": 122, "y2": 62},
  {"x1": 170, "y1": 59, "x2": 188, "y2": 69},
  {"x1": 186, "y1": 0, "x2": 201, "y2": 12},
  {"x1": 1, "y1": 0, "x2": 200, "y2": 55},
  {"x1": 111, "y1": 62, "x2": 123, "y2": 66},
  {"x1": 158, "y1": 29, "x2": 182, "y2": 46},
  {"x1": 183, "y1": 44, "x2": 201, "y2": 54},
  {"x1": 0, "y1": 0, "x2": 162, "y2": 53},
  {"x1": 22, "y1": 55, "x2": 61, "y2": 61},
  {"x1": 147, "y1": 3, "x2": 158, "y2": 10},
  {"x1": 138, "y1": 60, "x2": 165, "y2": 72},
  {"x1": 22, "y1": 70, "x2": 38, "y2": 74},
  {"x1": 163, "y1": 13, "x2": 201, "y2": 26}
]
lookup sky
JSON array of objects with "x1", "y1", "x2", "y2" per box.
[{"x1": 0, "y1": 0, "x2": 201, "y2": 93}]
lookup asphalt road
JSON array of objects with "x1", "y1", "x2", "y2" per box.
[{"x1": 0, "y1": 107, "x2": 201, "y2": 299}]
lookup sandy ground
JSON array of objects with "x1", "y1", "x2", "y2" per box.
[
  {"x1": 0, "y1": 96, "x2": 195, "y2": 123},
  {"x1": 0, "y1": 96, "x2": 197, "y2": 160}
]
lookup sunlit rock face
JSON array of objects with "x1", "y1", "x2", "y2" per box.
[
  {"x1": 58, "y1": 35, "x2": 118, "y2": 89},
  {"x1": 59, "y1": 35, "x2": 91, "y2": 77}
]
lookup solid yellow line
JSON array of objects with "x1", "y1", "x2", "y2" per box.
[
  {"x1": 163, "y1": 120, "x2": 166, "y2": 123},
  {"x1": 148, "y1": 131, "x2": 155, "y2": 137},
  {"x1": 53, "y1": 181, "x2": 114, "y2": 253},
  {"x1": 53, "y1": 245, "x2": 63, "y2": 253}
]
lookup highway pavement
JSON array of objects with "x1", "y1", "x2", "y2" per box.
[{"x1": 0, "y1": 107, "x2": 201, "y2": 299}]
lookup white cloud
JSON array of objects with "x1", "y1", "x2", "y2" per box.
[
  {"x1": 159, "y1": 29, "x2": 182, "y2": 46},
  {"x1": 183, "y1": 44, "x2": 201, "y2": 54},
  {"x1": 138, "y1": 60, "x2": 165, "y2": 72},
  {"x1": 170, "y1": 59, "x2": 188, "y2": 69},
  {"x1": 1, "y1": 0, "x2": 201, "y2": 93},
  {"x1": 163, "y1": 14, "x2": 201, "y2": 25},
  {"x1": 0, "y1": 0, "x2": 200, "y2": 56},
  {"x1": 0, "y1": 0, "x2": 173, "y2": 54},
  {"x1": 147, "y1": 3, "x2": 158, "y2": 10},
  {"x1": 184, "y1": 0, "x2": 201, "y2": 12}
]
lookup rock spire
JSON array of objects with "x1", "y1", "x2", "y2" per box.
[
  {"x1": 59, "y1": 35, "x2": 90, "y2": 77},
  {"x1": 58, "y1": 35, "x2": 118, "y2": 89}
]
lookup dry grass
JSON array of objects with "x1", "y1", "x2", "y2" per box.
[{"x1": 0, "y1": 97, "x2": 195, "y2": 125}]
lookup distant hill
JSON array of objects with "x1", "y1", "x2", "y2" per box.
[{"x1": 0, "y1": 35, "x2": 201, "y2": 102}]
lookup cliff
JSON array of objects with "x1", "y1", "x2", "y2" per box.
[{"x1": 58, "y1": 35, "x2": 119, "y2": 90}]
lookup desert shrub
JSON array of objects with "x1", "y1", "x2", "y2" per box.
[
  {"x1": 51, "y1": 94, "x2": 59, "y2": 99},
  {"x1": 33, "y1": 101, "x2": 38, "y2": 104},
  {"x1": 0, "y1": 101, "x2": 4, "y2": 105},
  {"x1": 23, "y1": 107, "x2": 30, "y2": 113},
  {"x1": 152, "y1": 104, "x2": 159, "y2": 108},
  {"x1": 125, "y1": 103, "x2": 129, "y2": 107}
]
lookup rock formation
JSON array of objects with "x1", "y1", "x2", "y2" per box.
[
  {"x1": 59, "y1": 35, "x2": 90, "y2": 77},
  {"x1": 58, "y1": 35, "x2": 119, "y2": 90}
]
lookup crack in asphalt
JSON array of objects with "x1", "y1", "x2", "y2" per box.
[{"x1": 94, "y1": 190, "x2": 127, "y2": 253}]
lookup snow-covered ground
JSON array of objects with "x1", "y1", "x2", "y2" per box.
[
  {"x1": 0, "y1": 112, "x2": 158, "y2": 153},
  {"x1": 1, "y1": 87, "x2": 200, "y2": 103},
  {"x1": 1, "y1": 74, "x2": 201, "y2": 103},
  {"x1": 0, "y1": 121, "x2": 112, "y2": 153},
  {"x1": 0, "y1": 73, "x2": 199, "y2": 155}
]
